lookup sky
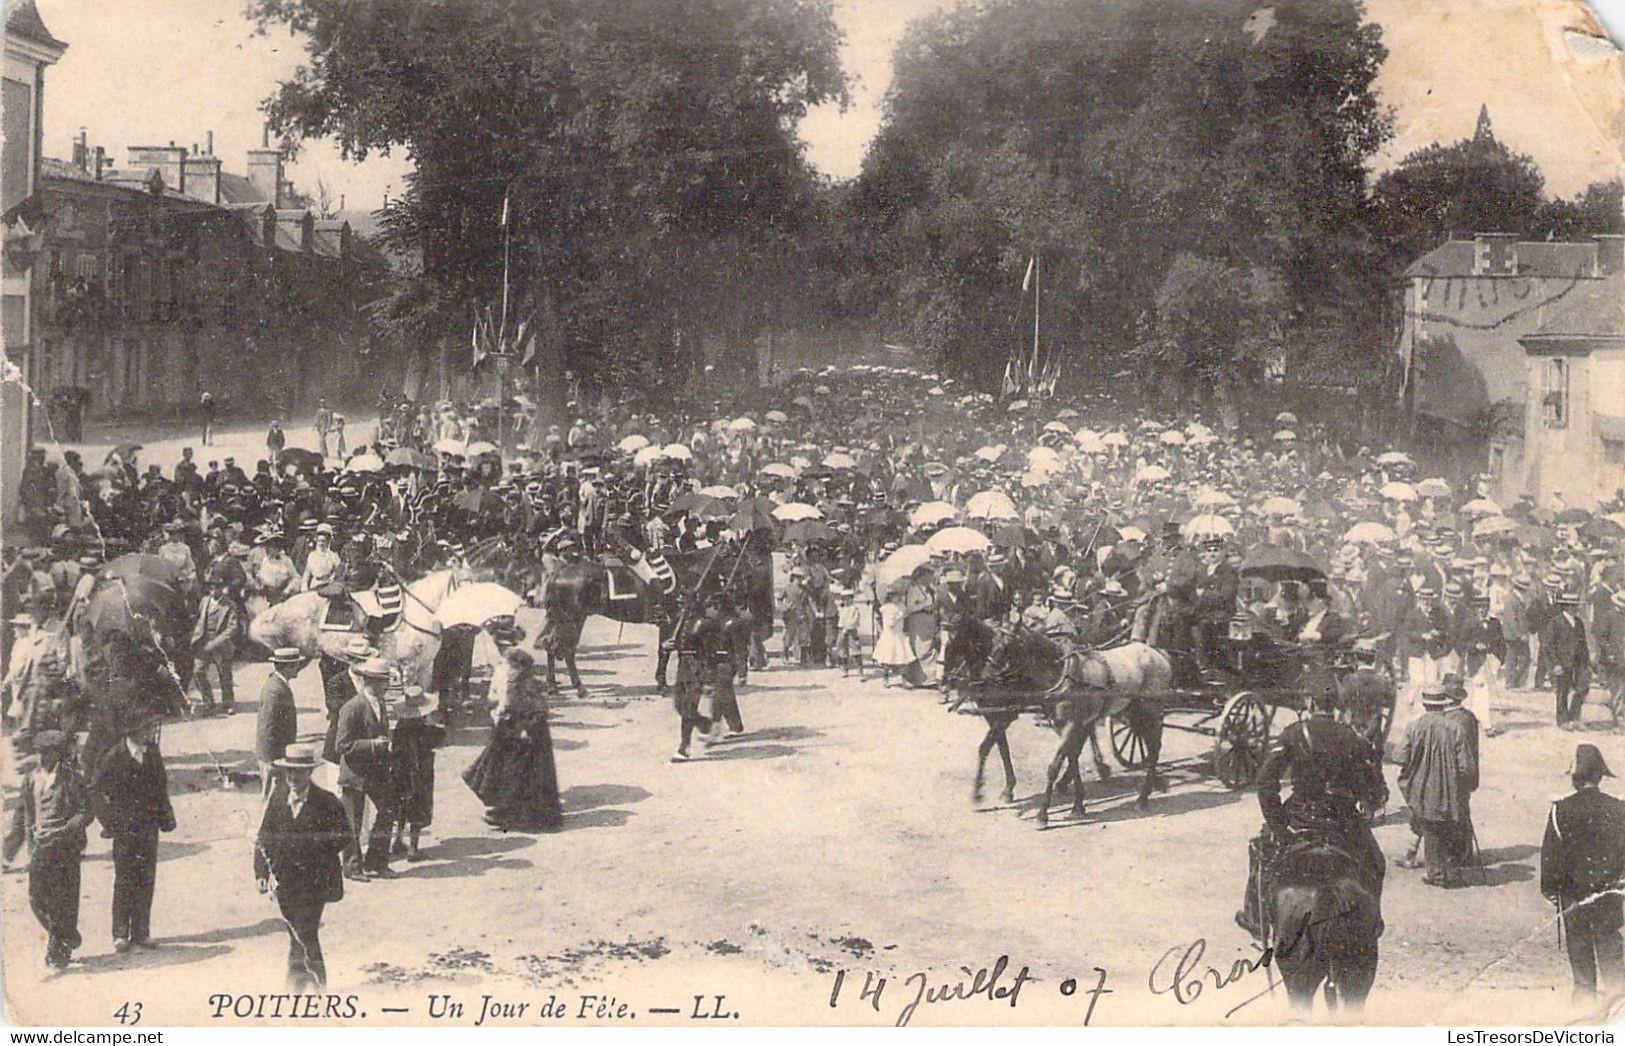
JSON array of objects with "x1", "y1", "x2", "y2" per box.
[{"x1": 33, "y1": 0, "x2": 1625, "y2": 212}]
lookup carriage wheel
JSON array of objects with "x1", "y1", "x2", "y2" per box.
[
  {"x1": 1213, "y1": 691, "x2": 1271, "y2": 790},
  {"x1": 1109, "y1": 713, "x2": 1153, "y2": 770}
]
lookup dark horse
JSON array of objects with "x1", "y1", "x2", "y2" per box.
[
  {"x1": 1269, "y1": 842, "x2": 1382, "y2": 1009},
  {"x1": 536, "y1": 557, "x2": 678, "y2": 697},
  {"x1": 950, "y1": 619, "x2": 1170, "y2": 826},
  {"x1": 945, "y1": 616, "x2": 1124, "y2": 806}
]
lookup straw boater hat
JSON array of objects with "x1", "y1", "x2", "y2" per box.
[
  {"x1": 1421, "y1": 682, "x2": 1452, "y2": 709},
  {"x1": 269, "y1": 646, "x2": 307, "y2": 667},
  {"x1": 352, "y1": 657, "x2": 392, "y2": 681},
  {"x1": 395, "y1": 686, "x2": 439, "y2": 720},
  {"x1": 273, "y1": 742, "x2": 323, "y2": 770}
]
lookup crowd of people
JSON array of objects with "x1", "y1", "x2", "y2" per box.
[{"x1": 4, "y1": 362, "x2": 1625, "y2": 997}]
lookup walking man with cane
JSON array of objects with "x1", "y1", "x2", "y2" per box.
[
  {"x1": 255, "y1": 743, "x2": 350, "y2": 991},
  {"x1": 1542, "y1": 743, "x2": 1625, "y2": 1000}
]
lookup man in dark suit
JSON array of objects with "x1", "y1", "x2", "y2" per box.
[
  {"x1": 1543, "y1": 591, "x2": 1591, "y2": 728},
  {"x1": 255, "y1": 743, "x2": 349, "y2": 991},
  {"x1": 334, "y1": 657, "x2": 395, "y2": 880},
  {"x1": 1542, "y1": 743, "x2": 1625, "y2": 999},
  {"x1": 1184, "y1": 538, "x2": 1239, "y2": 674},
  {"x1": 92, "y1": 711, "x2": 176, "y2": 952},
  {"x1": 256, "y1": 647, "x2": 308, "y2": 797}
]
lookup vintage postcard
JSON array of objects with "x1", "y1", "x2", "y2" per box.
[{"x1": 3, "y1": 0, "x2": 1625, "y2": 1030}]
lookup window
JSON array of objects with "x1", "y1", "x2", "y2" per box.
[
  {"x1": 1541, "y1": 358, "x2": 1568, "y2": 429},
  {"x1": 76, "y1": 254, "x2": 99, "y2": 279}
]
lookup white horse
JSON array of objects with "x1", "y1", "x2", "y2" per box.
[{"x1": 248, "y1": 569, "x2": 466, "y2": 687}]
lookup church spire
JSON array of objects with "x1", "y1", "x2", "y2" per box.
[{"x1": 1473, "y1": 103, "x2": 1494, "y2": 143}]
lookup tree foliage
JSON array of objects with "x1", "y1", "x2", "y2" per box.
[
  {"x1": 249, "y1": 0, "x2": 847, "y2": 404},
  {"x1": 848, "y1": 0, "x2": 1393, "y2": 398},
  {"x1": 1369, "y1": 108, "x2": 1546, "y2": 268}
]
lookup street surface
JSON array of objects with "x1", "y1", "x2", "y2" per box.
[{"x1": 2, "y1": 609, "x2": 1613, "y2": 1026}]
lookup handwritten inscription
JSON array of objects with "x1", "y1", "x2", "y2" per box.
[{"x1": 829, "y1": 955, "x2": 1108, "y2": 1026}]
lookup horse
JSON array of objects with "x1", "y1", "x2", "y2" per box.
[
  {"x1": 247, "y1": 568, "x2": 466, "y2": 687},
  {"x1": 535, "y1": 556, "x2": 682, "y2": 697},
  {"x1": 1268, "y1": 841, "x2": 1382, "y2": 1010},
  {"x1": 978, "y1": 627, "x2": 1170, "y2": 827}
]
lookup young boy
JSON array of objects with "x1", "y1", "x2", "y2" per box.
[
  {"x1": 5, "y1": 730, "x2": 91, "y2": 972},
  {"x1": 835, "y1": 586, "x2": 864, "y2": 678}
]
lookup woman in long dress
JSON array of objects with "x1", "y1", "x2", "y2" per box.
[
  {"x1": 870, "y1": 587, "x2": 913, "y2": 686},
  {"x1": 462, "y1": 647, "x2": 563, "y2": 832},
  {"x1": 901, "y1": 568, "x2": 941, "y2": 687}
]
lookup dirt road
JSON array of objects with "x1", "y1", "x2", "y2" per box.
[{"x1": 3, "y1": 613, "x2": 1616, "y2": 1026}]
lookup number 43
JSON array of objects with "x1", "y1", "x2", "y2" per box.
[{"x1": 114, "y1": 1002, "x2": 142, "y2": 1026}]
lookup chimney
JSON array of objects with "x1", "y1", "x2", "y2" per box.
[
  {"x1": 183, "y1": 150, "x2": 222, "y2": 205},
  {"x1": 1596, "y1": 235, "x2": 1625, "y2": 276},
  {"x1": 205, "y1": 130, "x2": 214, "y2": 156},
  {"x1": 92, "y1": 146, "x2": 105, "y2": 181},
  {"x1": 246, "y1": 146, "x2": 284, "y2": 207},
  {"x1": 72, "y1": 128, "x2": 87, "y2": 170},
  {"x1": 1472, "y1": 232, "x2": 1519, "y2": 276},
  {"x1": 126, "y1": 144, "x2": 187, "y2": 195}
]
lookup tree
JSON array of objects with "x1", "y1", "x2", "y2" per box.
[
  {"x1": 1532, "y1": 179, "x2": 1625, "y2": 241},
  {"x1": 1369, "y1": 105, "x2": 1546, "y2": 268},
  {"x1": 849, "y1": 0, "x2": 1392, "y2": 399},
  {"x1": 249, "y1": 0, "x2": 847, "y2": 406},
  {"x1": 1140, "y1": 254, "x2": 1284, "y2": 399}
]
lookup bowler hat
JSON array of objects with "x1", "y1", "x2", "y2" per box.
[{"x1": 1569, "y1": 743, "x2": 1614, "y2": 780}]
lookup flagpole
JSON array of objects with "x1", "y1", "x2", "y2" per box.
[{"x1": 1031, "y1": 253, "x2": 1041, "y2": 391}]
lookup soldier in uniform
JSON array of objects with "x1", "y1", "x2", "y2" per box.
[
  {"x1": 667, "y1": 592, "x2": 713, "y2": 762},
  {"x1": 1542, "y1": 743, "x2": 1625, "y2": 998},
  {"x1": 1237, "y1": 680, "x2": 1388, "y2": 938}
]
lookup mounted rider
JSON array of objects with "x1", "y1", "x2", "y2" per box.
[{"x1": 1237, "y1": 678, "x2": 1389, "y2": 941}]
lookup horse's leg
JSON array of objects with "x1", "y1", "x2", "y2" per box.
[
  {"x1": 974, "y1": 725, "x2": 995, "y2": 803},
  {"x1": 1067, "y1": 721, "x2": 1091, "y2": 816},
  {"x1": 655, "y1": 618, "x2": 673, "y2": 691},
  {"x1": 1086, "y1": 720, "x2": 1113, "y2": 780},
  {"x1": 1037, "y1": 722, "x2": 1075, "y2": 827},
  {"x1": 1135, "y1": 697, "x2": 1168, "y2": 809},
  {"x1": 994, "y1": 724, "x2": 1016, "y2": 803},
  {"x1": 544, "y1": 647, "x2": 561, "y2": 694}
]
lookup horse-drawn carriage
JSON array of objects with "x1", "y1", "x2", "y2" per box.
[
  {"x1": 1104, "y1": 545, "x2": 1396, "y2": 790},
  {"x1": 949, "y1": 544, "x2": 1396, "y2": 815}
]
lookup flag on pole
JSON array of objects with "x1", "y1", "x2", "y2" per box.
[
  {"x1": 1021, "y1": 255, "x2": 1036, "y2": 292},
  {"x1": 500, "y1": 191, "x2": 510, "y2": 228}
]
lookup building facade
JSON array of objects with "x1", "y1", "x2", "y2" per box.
[
  {"x1": 26, "y1": 132, "x2": 382, "y2": 427},
  {"x1": 1510, "y1": 274, "x2": 1625, "y2": 510},
  {"x1": 1, "y1": 1, "x2": 67, "y2": 533},
  {"x1": 1397, "y1": 231, "x2": 1624, "y2": 482}
]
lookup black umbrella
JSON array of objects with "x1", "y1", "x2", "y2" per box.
[{"x1": 1238, "y1": 544, "x2": 1327, "y2": 582}]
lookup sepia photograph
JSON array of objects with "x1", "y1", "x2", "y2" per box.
[{"x1": 2, "y1": 0, "x2": 1624, "y2": 1030}]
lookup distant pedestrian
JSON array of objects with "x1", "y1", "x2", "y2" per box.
[
  {"x1": 1395, "y1": 681, "x2": 1478, "y2": 886},
  {"x1": 332, "y1": 413, "x2": 347, "y2": 460},
  {"x1": 334, "y1": 657, "x2": 397, "y2": 880},
  {"x1": 1542, "y1": 743, "x2": 1625, "y2": 999},
  {"x1": 314, "y1": 399, "x2": 332, "y2": 459},
  {"x1": 1543, "y1": 591, "x2": 1591, "y2": 728},
  {"x1": 267, "y1": 420, "x2": 286, "y2": 465},
  {"x1": 91, "y1": 711, "x2": 175, "y2": 952},
  {"x1": 389, "y1": 686, "x2": 445, "y2": 860},
  {"x1": 256, "y1": 647, "x2": 308, "y2": 796},
  {"x1": 200, "y1": 391, "x2": 216, "y2": 446},
  {"x1": 5, "y1": 730, "x2": 89, "y2": 972},
  {"x1": 190, "y1": 570, "x2": 241, "y2": 716},
  {"x1": 255, "y1": 743, "x2": 349, "y2": 991}
]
